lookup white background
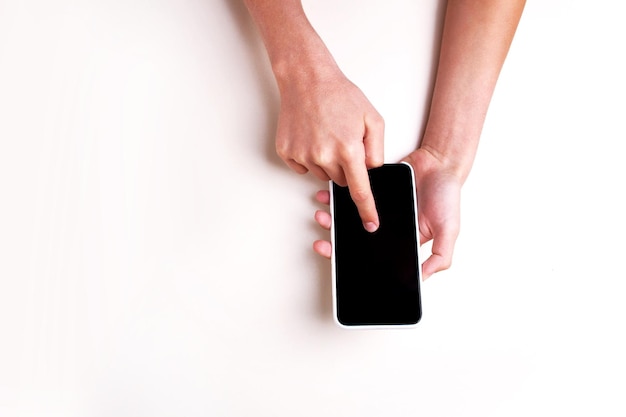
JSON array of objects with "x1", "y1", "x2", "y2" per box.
[{"x1": 1, "y1": 0, "x2": 625, "y2": 416}]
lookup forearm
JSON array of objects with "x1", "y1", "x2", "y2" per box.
[
  {"x1": 245, "y1": 0, "x2": 385, "y2": 230},
  {"x1": 420, "y1": 0, "x2": 526, "y2": 183},
  {"x1": 243, "y1": 0, "x2": 340, "y2": 90}
]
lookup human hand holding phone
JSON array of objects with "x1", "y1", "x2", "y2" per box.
[
  {"x1": 404, "y1": 148, "x2": 461, "y2": 279},
  {"x1": 313, "y1": 150, "x2": 461, "y2": 280}
]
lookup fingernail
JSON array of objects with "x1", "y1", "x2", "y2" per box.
[{"x1": 364, "y1": 222, "x2": 378, "y2": 233}]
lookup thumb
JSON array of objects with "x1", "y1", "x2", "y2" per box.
[{"x1": 421, "y1": 226, "x2": 458, "y2": 279}]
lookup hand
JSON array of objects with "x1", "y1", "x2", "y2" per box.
[
  {"x1": 404, "y1": 148, "x2": 461, "y2": 279},
  {"x1": 276, "y1": 69, "x2": 384, "y2": 232},
  {"x1": 312, "y1": 148, "x2": 462, "y2": 280}
]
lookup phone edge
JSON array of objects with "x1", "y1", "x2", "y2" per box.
[{"x1": 329, "y1": 162, "x2": 423, "y2": 330}]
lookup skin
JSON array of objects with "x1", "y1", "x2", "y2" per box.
[{"x1": 245, "y1": 0, "x2": 526, "y2": 279}]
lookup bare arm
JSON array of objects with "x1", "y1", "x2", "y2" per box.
[
  {"x1": 244, "y1": 0, "x2": 384, "y2": 232},
  {"x1": 406, "y1": 0, "x2": 526, "y2": 277},
  {"x1": 246, "y1": 0, "x2": 526, "y2": 278},
  {"x1": 418, "y1": 0, "x2": 526, "y2": 181},
  {"x1": 313, "y1": 0, "x2": 526, "y2": 279}
]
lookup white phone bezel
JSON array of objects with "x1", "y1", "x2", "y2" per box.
[{"x1": 329, "y1": 162, "x2": 422, "y2": 330}]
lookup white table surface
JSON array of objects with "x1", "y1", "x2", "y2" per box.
[{"x1": 1, "y1": 1, "x2": 625, "y2": 416}]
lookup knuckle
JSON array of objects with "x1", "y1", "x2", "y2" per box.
[
  {"x1": 338, "y1": 143, "x2": 363, "y2": 163},
  {"x1": 311, "y1": 147, "x2": 333, "y2": 167},
  {"x1": 373, "y1": 113, "x2": 385, "y2": 129},
  {"x1": 275, "y1": 142, "x2": 289, "y2": 161}
]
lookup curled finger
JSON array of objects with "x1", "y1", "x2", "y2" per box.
[
  {"x1": 314, "y1": 209, "x2": 331, "y2": 230},
  {"x1": 285, "y1": 158, "x2": 309, "y2": 175},
  {"x1": 421, "y1": 227, "x2": 458, "y2": 279},
  {"x1": 313, "y1": 240, "x2": 332, "y2": 259},
  {"x1": 315, "y1": 190, "x2": 330, "y2": 205}
]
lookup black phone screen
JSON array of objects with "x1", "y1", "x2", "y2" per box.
[{"x1": 331, "y1": 163, "x2": 421, "y2": 326}]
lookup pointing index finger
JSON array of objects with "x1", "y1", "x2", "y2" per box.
[{"x1": 343, "y1": 159, "x2": 379, "y2": 233}]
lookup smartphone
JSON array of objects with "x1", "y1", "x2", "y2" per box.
[{"x1": 330, "y1": 162, "x2": 422, "y2": 328}]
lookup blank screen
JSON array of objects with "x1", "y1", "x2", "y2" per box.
[{"x1": 332, "y1": 164, "x2": 421, "y2": 326}]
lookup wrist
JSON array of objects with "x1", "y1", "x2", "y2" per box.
[
  {"x1": 244, "y1": 0, "x2": 342, "y2": 95},
  {"x1": 406, "y1": 147, "x2": 468, "y2": 187},
  {"x1": 415, "y1": 120, "x2": 482, "y2": 185},
  {"x1": 270, "y1": 38, "x2": 340, "y2": 94}
]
